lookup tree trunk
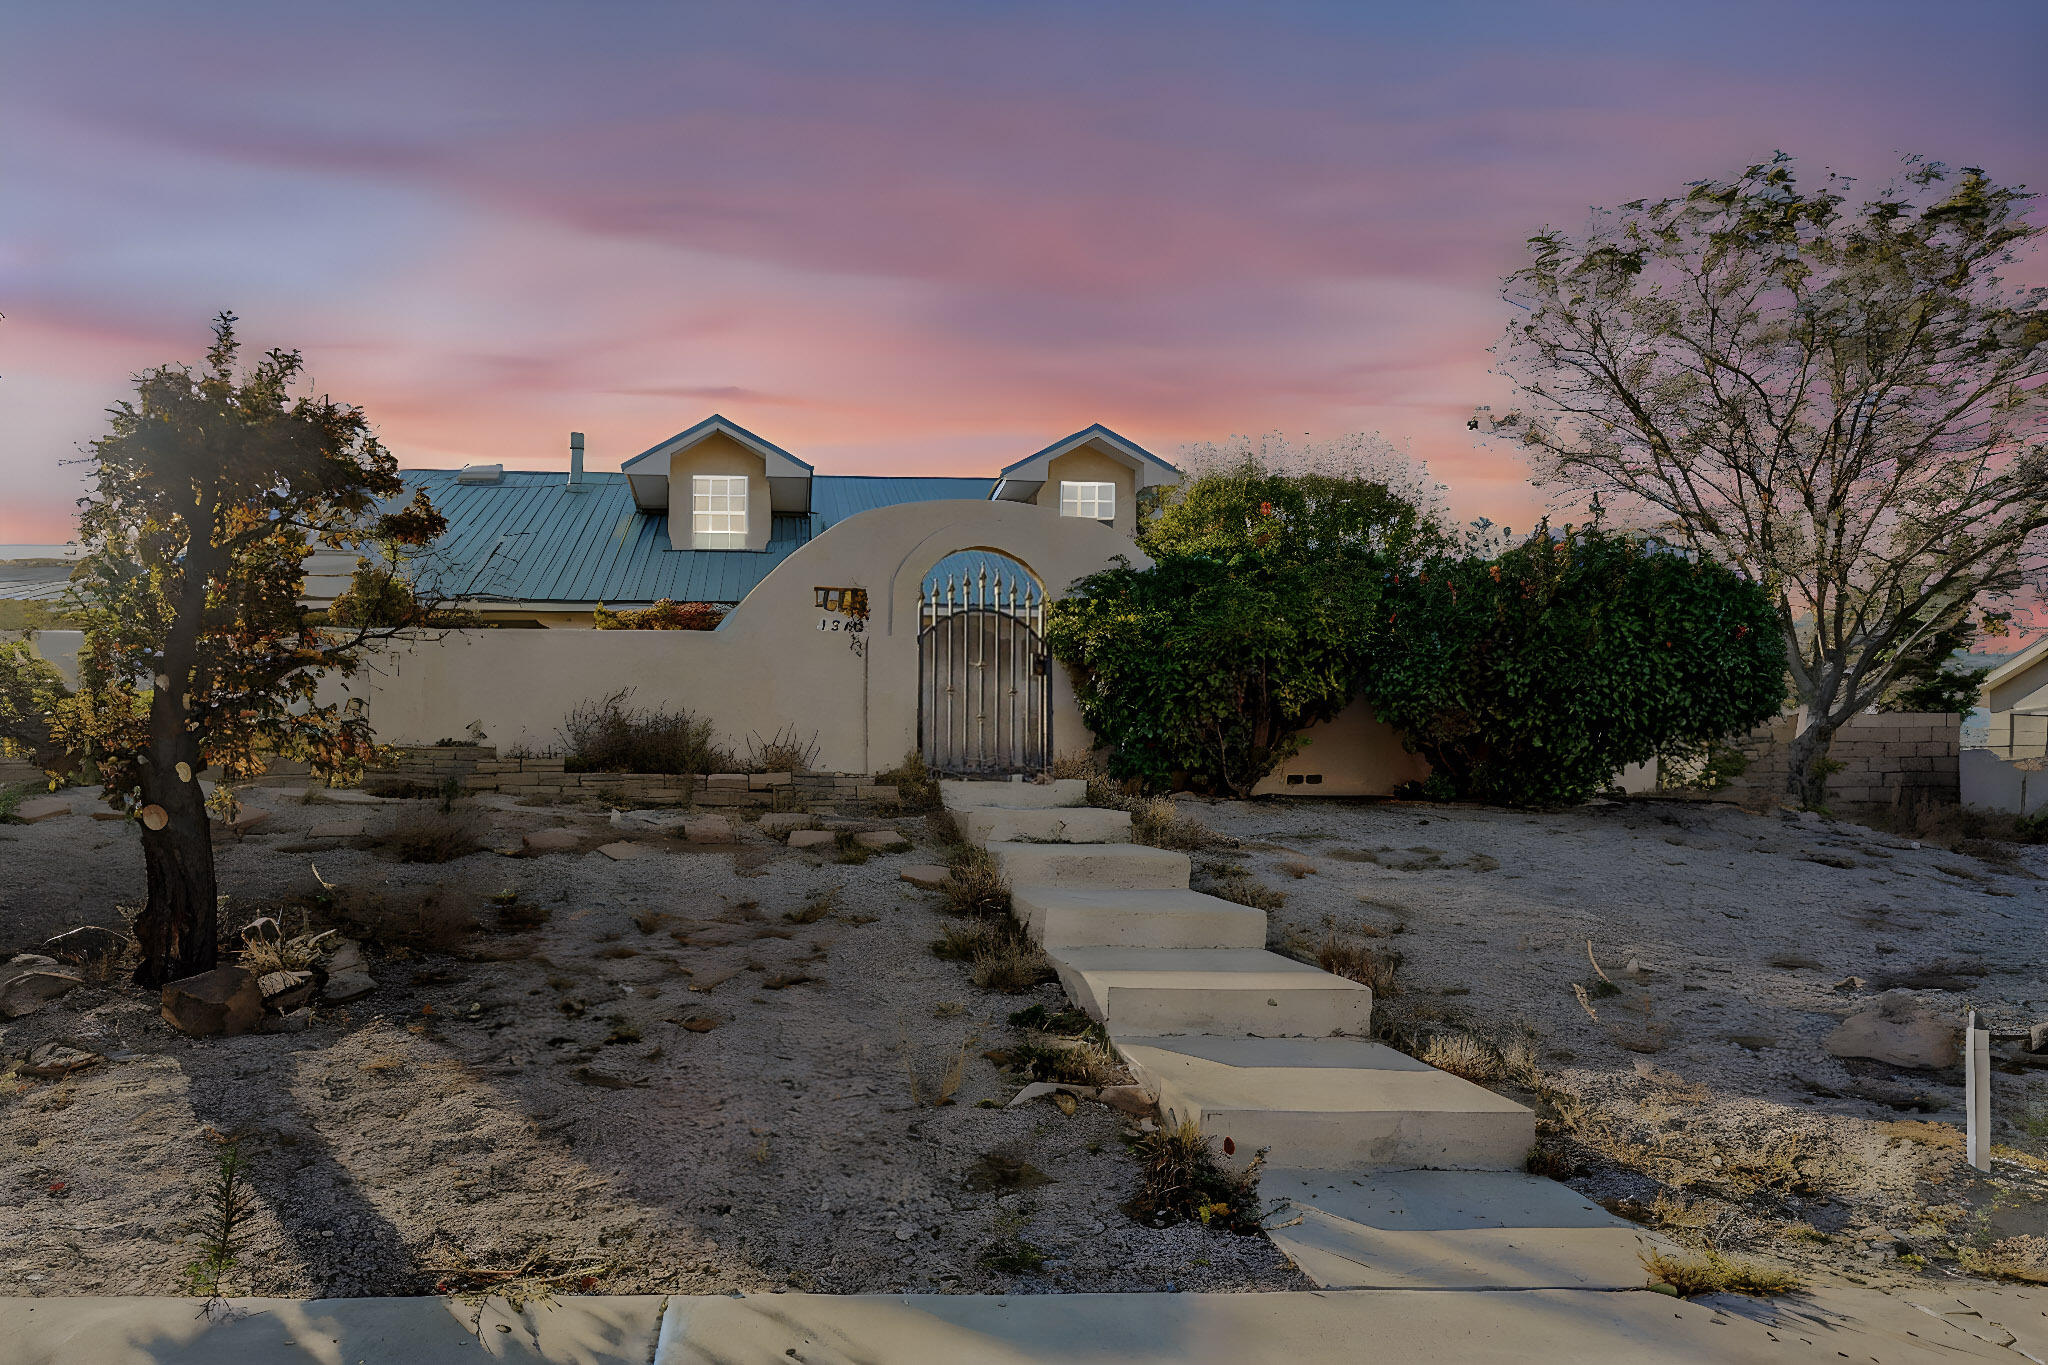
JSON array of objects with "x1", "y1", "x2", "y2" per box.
[
  {"x1": 1781, "y1": 717, "x2": 1838, "y2": 811},
  {"x1": 131, "y1": 760, "x2": 220, "y2": 988}
]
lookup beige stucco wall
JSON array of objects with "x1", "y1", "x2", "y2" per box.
[
  {"x1": 1249, "y1": 697, "x2": 1432, "y2": 797},
  {"x1": 313, "y1": 499, "x2": 1145, "y2": 774},
  {"x1": 669, "y1": 432, "x2": 771, "y2": 551},
  {"x1": 1031, "y1": 446, "x2": 1137, "y2": 538}
]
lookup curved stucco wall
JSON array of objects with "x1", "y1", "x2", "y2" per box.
[{"x1": 318, "y1": 499, "x2": 1147, "y2": 773}]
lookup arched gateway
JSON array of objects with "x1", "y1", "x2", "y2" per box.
[{"x1": 916, "y1": 554, "x2": 1050, "y2": 776}]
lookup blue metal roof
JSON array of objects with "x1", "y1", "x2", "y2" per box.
[{"x1": 400, "y1": 469, "x2": 994, "y2": 607}]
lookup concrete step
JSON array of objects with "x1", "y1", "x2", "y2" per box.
[
  {"x1": 1263, "y1": 1169, "x2": 1662, "y2": 1289},
  {"x1": 1118, "y1": 1035, "x2": 1534, "y2": 1171},
  {"x1": 1049, "y1": 948, "x2": 1371, "y2": 1037},
  {"x1": 941, "y1": 778, "x2": 1087, "y2": 810},
  {"x1": 1013, "y1": 886, "x2": 1267, "y2": 950},
  {"x1": 958, "y1": 806, "x2": 1131, "y2": 847},
  {"x1": 988, "y1": 841, "x2": 1189, "y2": 891}
]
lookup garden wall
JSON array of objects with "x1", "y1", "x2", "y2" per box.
[
  {"x1": 309, "y1": 499, "x2": 1141, "y2": 776},
  {"x1": 369, "y1": 745, "x2": 898, "y2": 809},
  {"x1": 1721, "y1": 712, "x2": 1959, "y2": 810}
]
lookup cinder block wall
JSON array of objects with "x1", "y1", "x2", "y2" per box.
[{"x1": 1722, "y1": 712, "x2": 1959, "y2": 809}]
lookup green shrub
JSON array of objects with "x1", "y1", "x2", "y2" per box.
[{"x1": 1363, "y1": 526, "x2": 1784, "y2": 807}]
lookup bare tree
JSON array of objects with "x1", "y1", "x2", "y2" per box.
[{"x1": 1491, "y1": 154, "x2": 2048, "y2": 806}]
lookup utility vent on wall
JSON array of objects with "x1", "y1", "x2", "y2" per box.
[
  {"x1": 456, "y1": 464, "x2": 504, "y2": 485},
  {"x1": 1285, "y1": 773, "x2": 1324, "y2": 786}
]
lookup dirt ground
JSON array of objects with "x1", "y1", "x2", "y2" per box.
[
  {"x1": 0, "y1": 786, "x2": 1299, "y2": 1298},
  {"x1": 1189, "y1": 793, "x2": 2048, "y2": 1291},
  {"x1": 2, "y1": 783, "x2": 2044, "y2": 1299}
]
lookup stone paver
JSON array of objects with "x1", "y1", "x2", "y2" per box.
[
  {"x1": 988, "y1": 841, "x2": 1190, "y2": 891},
  {"x1": 1118, "y1": 1035, "x2": 1534, "y2": 1171},
  {"x1": 900, "y1": 864, "x2": 951, "y2": 889},
  {"x1": 596, "y1": 840, "x2": 654, "y2": 860},
  {"x1": 1014, "y1": 886, "x2": 1267, "y2": 950},
  {"x1": 13, "y1": 796, "x2": 74, "y2": 823},
  {"x1": 788, "y1": 829, "x2": 836, "y2": 849},
  {"x1": 523, "y1": 828, "x2": 583, "y2": 852},
  {"x1": 940, "y1": 778, "x2": 1087, "y2": 809},
  {"x1": 1264, "y1": 1169, "x2": 1664, "y2": 1289},
  {"x1": 854, "y1": 829, "x2": 910, "y2": 851},
  {"x1": 959, "y1": 806, "x2": 1131, "y2": 846},
  {"x1": 1050, "y1": 947, "x2": 1373, "y2": 1037}
]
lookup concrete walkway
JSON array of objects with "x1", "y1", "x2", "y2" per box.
[
  {"x1": 6, "y1": 1283, "x2": 2041, "y2": 1363},
  {"x1": 943, "y1": 778, "x2": 1657, "y2": 1292}
]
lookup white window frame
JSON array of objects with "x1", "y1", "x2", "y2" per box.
[
  {"x1": 692, "y1": 474, "x2": 749, "y2": 545},
  {"x1": 1059, "y1": 480, "x2": 1115, "y2": 522}
]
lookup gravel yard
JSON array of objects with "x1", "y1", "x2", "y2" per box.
[{"x1": 2, "y1": 782, "x2": 2044, "y2": 1299}]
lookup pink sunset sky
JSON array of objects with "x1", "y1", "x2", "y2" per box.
[{"x1": 2, "y1": 0, "x2": 2043, "y2": 545}]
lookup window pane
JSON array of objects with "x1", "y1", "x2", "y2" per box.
[
  {"x1": 692, "y1": 475, "x2": 747, "y2": 536},
  {"x1": 1059, "y1": 481, "x2": 1113, "y2": 519}
]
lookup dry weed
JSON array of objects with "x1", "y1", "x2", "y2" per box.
[
  {"x1": 377, "y1": 806, "x2": 486, "y2": 863},
  {"x1": 1959, "y1": 1236, "x2": 2048, "y2": 1284},
  {"x1": 1313, "y1": 934, "x2": 1401, "y2": 995},
  {"x1": 1642, "y1": 1248, "x2": 1801, "y2": 1297},
  {"x1": 1124, "y1": 1118, "x2": 1267, "y2": 1234}
]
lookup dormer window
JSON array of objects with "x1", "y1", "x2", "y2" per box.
[
  {"x1": 693, "y1": 474, "x2": 749, "y2": 546},
  {"x1": 1059, "y1": 481, "x2": 1115, "y2": 522}
]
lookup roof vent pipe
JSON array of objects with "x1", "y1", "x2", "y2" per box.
[{"x1": 567, "y1": 432, "x2": 586, "y2": 491}]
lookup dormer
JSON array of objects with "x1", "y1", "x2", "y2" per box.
[
  {"x1": 988, "y1": 424, "x2": 1179, "y2": 538},
  {"x1": 618, "y1": 415, "x2": 814, "y2": 551}
]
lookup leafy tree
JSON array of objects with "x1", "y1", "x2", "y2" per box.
[
  {"x1": 591, "y1": 599, "x2": 728, "y2": 630},
  {"x1": 1046, "y1": 553, "x2": 1381, "y2": 797},
  {"x1": 0, "y1": 636, "x2": 71, "y2": 772},
  {"x1": 1874, "y1": 615, "x2": 1994, "y2": 714},
  {"x1": 51, "y1": 314, "x2": 446, "y2": 986},
  {"x1": 1492, "y1": 154, "x2": 2048, "y2": 807},
  {"x1": 1363, "y1": 527, "x2": 1786, "y2": 806},
  {"x1": 1053, "y1": 449, "x2": 1439, "y2": 795},
  {"x1": 1141, "y1": 447, "x2": 1449, "y2": 567}
]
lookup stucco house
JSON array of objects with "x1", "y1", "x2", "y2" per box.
[
  {"x1": 1980, "y1": 635, "x2": 2048, "y2": 760},
  {"x1": 303, "y1": 416, "x2": 1183, "y2": 625}
]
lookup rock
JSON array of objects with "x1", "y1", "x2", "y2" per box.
[
  {"x1": 0, "y1": 955, "x2": 84, "y2": 1020},
  {"x1": 1094, "y1": 1085, "x2": 1158, "y2": 1117},
  {"x1": 257, "y1": 970, "x2": 316, "y2": 1011},
  {"x1": 2031, "y1": 1022, "x2": 2048, "y2": 1054},
  {"x1": 1824, "y1": 990, "x2": 1960, "y2": 1069},
  {"x1": 13, "y1": 796, "x2": 72, "y2": 823},
  {"x1": 320, "y1": 939, "x2": 365, "y2": 974},
  {"x1": 609, "y1": 808, "x2": 690, "y2": 833},
  {"x1": 523, "y1": 828, "x2": 583, "y2": 853},
  {"x1": 596, "y1": 840, "x2": 655, "y2": 860},
  {"x1": 309, "y1": 820, "x2": 368, "y2": 839},
  {"x1": 258, "y1": 1007, "x2": 313, "y2": 1034},
  {"x1": 21, "y1": 1042, "x2": 103, "y2": 1079},
  {"x1": 788, "y1": 829, "x2": 836, "y2": 849},
  {"x1": 1833, "y1": 976, "x2": 1866, "y2": 993},
  {"x1": 161, "y1": 966, "x2": 265, "y2": 1037},
  {"x1": 854, "y1": 830, "x2": 910, "y2": 851},
  {"x1": 224, "y1": 811, "x2": 271, "y2": 835},
  {"x1": 758, "y1": 813, "x2": 820, "y2": 835},
  {"x1": 39, "y1": 925, "x2": 129, "y2": 964},
  {"x1": 1007, "y1": 1082, "x2": 1062, "y2": 1108},
  {"x1": 899, "y1": 864, "x2": 950, "y2": 890},
  {"x1": 683, "y1": 816, "x2": 735, "y2": 844},
  {"x1": 321, "y1": 969, "x2": 376, "y2": 1003}
]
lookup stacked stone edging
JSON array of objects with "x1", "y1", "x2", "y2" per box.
[{"x1": 371, "y1": 745, "x2": 896, "y2": 808}]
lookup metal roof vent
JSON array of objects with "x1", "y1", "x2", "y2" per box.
[
  {"x1": 567, "y1": 433, "x2": 586, "y2": 491},
  {"x1": 456, "y1": 464, "x2": 504, "y2": 485}
]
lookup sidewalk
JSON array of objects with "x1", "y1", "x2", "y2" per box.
[{"x1": 4, "y1": 1282, "x2": 2040, "y2": 1364}]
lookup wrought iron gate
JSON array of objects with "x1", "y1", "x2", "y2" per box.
[{"x1": 918, "y1": 567, "x2": 1051, "y2": 776}]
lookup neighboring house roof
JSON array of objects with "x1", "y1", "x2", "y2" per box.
[
  {"x1": 990, "y1": 423, "x2": 1179, "y2": 503},
  {"x1": 392, "y1": 469, "x2": 993, "y2": 608},
  {"x1": 1984, "y1": 636, "x2": 2048, "y2": 691}
]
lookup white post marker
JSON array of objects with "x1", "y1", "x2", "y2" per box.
[{"x1": 1965, "y1": 1010, "x2": 1991, "y2": 1173}]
